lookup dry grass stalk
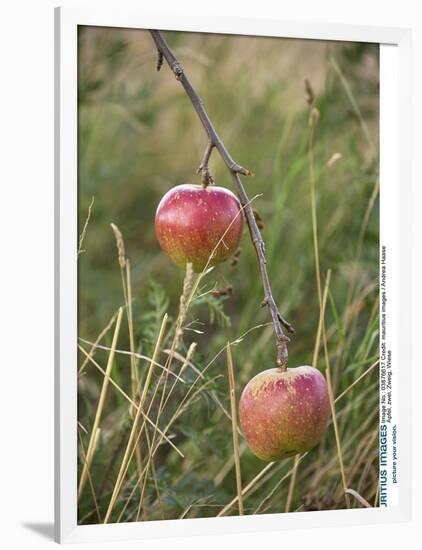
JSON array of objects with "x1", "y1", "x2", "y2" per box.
[
  {"x1": 78, "y1": 309, "x2": 119, "y2": 376},
  {"x1": 162, "y1": 342, "x2": 197, "y2": 411},
  {"x1": 78, "y1": 195, "x2": 95, "y2": 256},
  {"x1": 226, "y1": 343, "x2": 244, "y2": 515},
  {"x1": 117, "y1": 372, "x2": 224, "y2": 522},
  {"x1": 132, "y1": 341, "x2": 197, "y2": 519},
  {"x1": 135, "y1": 424, "x2": 156, "y2": 521},
  {"x1": 254, "y1": 455, "x2": 308, "y2": 514},
  {"x1": 104, "y1": 313, "x2": 168, "y2": 524},
  {"x1": 325, "y1": 367, "x2": 349, "y2": 507},
  {"x1": 345, "y1": 488, "x2": 372, "y2": 508},
  {"x1": 334, "y1": 359, "x2": 379, "y2": 403},
  {"x1": 125, "y1": 258, "x2": 143, "y2": 477},
  {"x1": 146, "y1": 263, "x2": 194, "y2": 452},
  {"x1": 285, "y1": 455, "x2": 300, "y2": 512},
  {"x1": 110, "y1": 223, "x2": 141, "y2": 469},
  {"x1": 279, "y1": 88, "x2": 323, "y2": 513},
  {"x1": 350, "y1": 429, "x2": 378, "y2": 485},
  {"x1": 132, "y1": 263, "x2": 195, "y2": 519},
  {"x1": 110, "y1": 222, "x2": 126, "y2": 269},
  {"x1": 314, "y1": 269, "x2": 349, "y2": 506},
  {"x1": 307, "y1": 95, "x2": 323, "y2": 368},
  {"x1": 329, "y1": 55, "x2": 376, "y2": 159},
  {"x1": 133, "y1": 269, "x2": 194, "y2": 521},
  {"x1": 320, "y1": 271, "x2": 349, "y2": 507},
  {"x1": 78, "y1": 339, "x2": 184, "y2": 381},
  {"x1": 329, "y1": 59, "x2": 379, "y2": 378},
  {"x1": 78, "y1": 426, "x2": 101, "y2": 502},
  {"x1": 135, "y1": 366, "x2": 223, "y2": 518},
  {"x1": 78, "y1": 344, "x2": 183, "y2": 456},
  {"x1": 374, "y1": 479, "x2": 380, "y2": 507},
  {"x1": 78, "y1": 307, "x2": 123, "y2": 499},
  {"x1": 78, "y1": 429, "x2": 102, "y2": 522},
  {"x1": 217, "y1": 461, "x2": 275, "y2": 517},
  {"x1": 136, "y1": 421, "x2": 163, "y2": 521},
  {"x1": 174, "y1": 262, "x2": 193, "y2": 348},
  {"x1": 213, "y1": 441, "x2": 247, "y2": 487},
  {"x1": 126, "y1": 260, "x2": 139, "y2": 401},
  {"x1": 162, "y1": 347, "x2": 233, "y2": 423},
  {"x1": 326, "y1": 152, "x2": 342, "y2": 168},
  {"x1": 110, "y1": 225, "x2": 137, "y2": 399},
  {"x1": 306, "y1": 86, "x2": 350, "y2": 509},
  {"x1": 307, "y1": 406, "x2": 378, "y2": 493}
]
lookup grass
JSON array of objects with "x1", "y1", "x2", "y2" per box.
[
  {"x1": 78, "y1": 306, "x2": 123, "y2": 500},
  {"x1": 226, "y1": 342, "x2": 244, "y2": 515},
  {"x1": 77, "y1": 28, "x2": 379, "y2": 523}
]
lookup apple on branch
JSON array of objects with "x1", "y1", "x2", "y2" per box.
[
  {"x1": 239, "y1": 366, "x2": 330, "y2": 461},
  {"x1": 155, "y1": 184, "x2": 244, "y2": 272}
]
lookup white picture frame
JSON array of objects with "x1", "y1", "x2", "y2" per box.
[{"x1": 55, "y1": 6, "x2": 412, "y2": 544}]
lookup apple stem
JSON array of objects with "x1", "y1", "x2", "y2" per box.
[
  {"x1": 197, "y1": 140, "x2": 215, "y2": 188},
  {"x1": 150, "y1": 30, "x2": 294, "y2": 369}
]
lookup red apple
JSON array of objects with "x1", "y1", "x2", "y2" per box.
[
  {"x1": 239, "y1": 366, "x2": 330, "y2": 461},
  {"x1": 155, "y1": 184, "x2": 243, "y2": 272}
]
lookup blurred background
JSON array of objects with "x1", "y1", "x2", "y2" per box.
[{"x1": 77, "y1": 27, "x2": 379, "y2": 523}]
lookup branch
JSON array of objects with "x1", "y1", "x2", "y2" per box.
[{"x1": 149, "y1": 30, "x2": 294, "y2": 369}]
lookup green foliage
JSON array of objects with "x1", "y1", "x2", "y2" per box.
[
  {"x1": 138, "y1": 280, "x2": 171, "y2": 348},
  {"x1": 192, "y1": 293, "x2": 232, "y2": 328}
]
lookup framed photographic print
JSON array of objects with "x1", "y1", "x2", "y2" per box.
[{"x1": 55, "y1": 6, "x2": 412, "y2": 544}]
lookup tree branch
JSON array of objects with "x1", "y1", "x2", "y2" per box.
[{"x1": 149, "y1": 30, "x2": 294, "y2": 369}]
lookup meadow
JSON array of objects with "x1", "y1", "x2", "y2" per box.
[{"x1": 77, "y1": 27, "x2": 379, "y2": 523}]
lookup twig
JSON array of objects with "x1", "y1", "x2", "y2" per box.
[{"x1": 149, "y1": 30, "x2": 294, "y2": 369}]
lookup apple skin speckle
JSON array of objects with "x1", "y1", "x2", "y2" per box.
[
  {"x1": 239, "y1": 366, "x2": 330, "y2": 461},
  {"x1": 155, "y1": 183, "x2": 243, "y2": 272}
]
